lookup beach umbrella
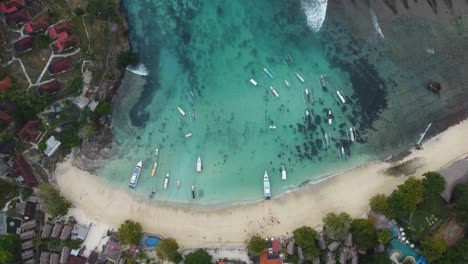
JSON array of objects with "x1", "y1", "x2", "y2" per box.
[
  {"x1": 400, "y1": 227, "x2": 404, "y2": 231},
  {"x1": 402, "y1": 232, "x2": 405, "y2": 236},
  {"x1": 411, "y1": 244, "x2": 415, "y2": 248}
]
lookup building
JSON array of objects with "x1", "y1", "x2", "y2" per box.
[
  {"x1": 39, "y1": 79, "x2": 62, "y2": 94},
  {"x1": 440, "y1": 158, "x2": 468, "y2": 202},
  {"x1": 103, "y1": 239, "x2": 122, "y2": 263},
  {"x1": 19, "y1": 230, "x2": 35, "y2": 240},
  {"x1": 0, "y1": 212, "x2": 6, "y2": 235},
  {"x1": 44, "y1": 136, "x2": 61, "y2": 157},
  {"x1": 86, "y1": 251, "x2": 98, "y2": 264},
  {"x1": 17, "y1": 120, "x2": 41, "y2": 142},
  {"x1": 7, "y1": 8, "x2": 29, "y2": 24},
  {"x1": 0, "y1": 111, "x2": 12, "y2": 126},
  {"x1": 60, "y1": 224, "x2": 72, "y2": 240},
  {"x1": 20, "y1": 219, "x2": 37, "y2": 232},
  {"x1": 13, "y1": 35, "x2": 33, "y2": 52},
  {"x1": 0, "y1": 76, "x2": 12, "y2": 91},
  {"x1": 0, "y1": 0, "x2": 25, "y2": 14},
  {"x1": 60, "y1": 246, "x2": 71, "y2": 264},
  {"x1": 71, "y1": 224, "x2": 89, "y2": 241},
  {"x1": 49, "y1": 20, "x2": 72, "y2": 38},
  {"x1": 12, "y1": 155, "x2": 38, "y2": 187},
  {"x1": 68, "y1": 255, "x2": 87, "y2": 264},
  {"x1": 42, "y1": 223, "x2": 53, "y2": 238},
  {"x1": 48, "y1": 57, "x2": 72, "y2": 75},
  {"x1": 40, "y1": 251, "x2": 50, "y2": 264},
  {"x1": 25, "y1": 16, "x2": 49, "y2": 33},
  {"x1": 56, "y1": 34, "x2": 79, "y2": 51},
  {"x1": 51, "y1": 223, "x2": 63, "y2": 238}
]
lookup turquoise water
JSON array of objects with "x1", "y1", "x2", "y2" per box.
[{"x1": 95, "y1": 1, "x2": 460, "y2": 204}]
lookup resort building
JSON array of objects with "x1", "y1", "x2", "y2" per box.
[
  {"x1": 39, "y1": 79, "x2": 63, "y2": 95},
  {"x1": 48, "y1": 57, "x2": 72, "y2": 75},
  {"x1": 56, "y1": 33, "x2": 79, "y2": 51},
  {"x1": 0, "y1": 76, "x2": 12, "y2": 91},
  {"x1": 0, "y1": 0, "x2": 24, "y2": 14},
  {"x1": 25, "y1": 16, "x2": 49, "y2": 34},
  {"x1": 49, "y1": 20, "x2": 73, "y2": 38},
  {"x1": 11, "y1": 155, "x2": 38, "y2": 187},
  {"x1": 44, "y1": 135, "x2": 61, "y2": 157},
  {"x1": 17, "y1": 120, "x2": 41, "y2": 142},
  {"x1": 7, "y1": 8, "x2": 29, "y2": 25},
  {"x1": 13, "y1": 35, "x2": 33, "y2": 53},
  {"x1": 0, "y1": 110, "x2": 12, "y2": 126}
]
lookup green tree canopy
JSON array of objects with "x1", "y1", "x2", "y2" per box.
[
  {"x1": 439, "y1": 238, "x2": 468, "y2": 264},
  {"x1": 350, "y1": 218, "x2": 376, "y2": 249},
  {"x1": 95, "y1": 101, "x2": 113, "y2": 116},
  {"x1": 453, "y1": 184, "x2": 468, "y2": 224},
  {"x1": 185, "y1": 249, "x2": 212, "y2": 264},
  {"x1": 36, "y1": 183, "x2": 71, "y2": 217},
  {"x1": 323, "y1": 212, "x2": 352, "y2": 241},
  {"x1": 388, "y1": 177, "x2": 424, "y2": 218},
  {"x1": 360, "y1": 253, "x2": 392, "y2": 264},
  {"x1": 118, "y1": 50, "x2": 139, "y2": 67},
  {"x1": 421, "y1": 235, "x2": 448, "y2": 262},
  {"x1": 422, "y1": 171, "x2": 446, "y2": 199},
  {"x1": 292, "y1": 226, "x2": 320, "y2": 259},
  {"x1": 156, "y1": 238, "x2": 181, "y2": 262},
  {"x1": 247, "y1": 235, "x2": 266, "y2": 257},
  {"x1": 0, "y1": 234, "x2": 20, "y2": 263},
  {"x1": 369, "y1": 193, "x2": 389, "y2": 216},
  {"x1": 377, "y1": 229, "x2": 393, "y2": 245},
  {"x1": 117, "y1": 220, "x2": 142, "y2": 245},
  {"x1": 86, "y1": 0, "x2": 118, "y2": 20}
]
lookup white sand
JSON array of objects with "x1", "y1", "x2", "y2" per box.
[{"x1": 56, "y1": 119, "x2": 468, "y2": 248}]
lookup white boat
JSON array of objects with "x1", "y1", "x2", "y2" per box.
[
  {"x1": 337, "y1": 91, "x2": 346, "y2": 104},
  {"x1": 177, "y1": 107, "x2": 186, "y2": 116},
  {"x1": 270, "y1": 86, "x2": 280, "y2": 97},
  {"x1": 284, "y1": 80, "x2": 290, "y2": 87},
  {"x1": 324, "y1": 133, "x2": 329, "y2": 146},
  {"x1": 269, "y1": 125, "x2": 276, "y2": 129},
  {"x1": 185, "y1": 133, "x2": 192, "y2": 138},
  {"x1": 320, "y1": 74, "x2": 327, "y2": 88},
  {"x1": 264, "y1": 67, "x2": 274, "y2": 78},
  {"x1": 305, "y1": 89, "x2": 310, "y2": 102},
  {"x1": 295, "y1": 72, "x2": 305, "y2": 83},
  {"x1": 197, "y1": 156, "x2": 202, "y2": 172},
  {"x1": 129, "y1": 161, "x2": 142, "y2": 188},
  {"x1": 176, "y1": 180, "x2": 180, "y2": 188},
  {"x1": 151, "y1": 148, "x2": 159, "y2": 176},
  {"x1": 341, "y1": 147, "x2": 347, "y2": 160},
  {"x1": 328, "y1": 110, "x2": 333, "y2": 125},
  {"x1": 264, "y1": 171, "x2": 271, "y2": 200},
  {"x1": 350, "y1": 127, "x2": 355, "y2": 142},
  {"x1": 250, "y1": 79, "x2": 258, "y2": 86},
  {"x1": 281, "y1": 165, "x2": 287, "y2": 180},
  {"x1": 305, "y1": 110, "x2": 311, "y2": 123},
  {"x1": 163, "y1": 173, "x2": 170, "y2": 189}
]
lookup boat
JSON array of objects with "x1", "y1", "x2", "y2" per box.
[
  {"x1": 151, "y1": 148, "x2": 159, "y2": 176},
  {"x1": 177, "y1": 107, "x2": 186, "y2": 116},
  {"x1": 337, "y1": 91, "x2": 346, "y2": 104},
  {"x1": 328, "y1": 110, "x2": 333, "y2": 125},
  {"x1": 320, "y1": 74, "x2": 328, "y2": 89},
  {"x1": 185, "y1": 133, "x2": 192, "y2": 138},
  {"x1": 341, "y1": 147, "x2": 347, "y2": 160},
  {"x1": 250, "y1": 79, "x2": 258, "y2": 86},
  {"x1": 263, "y1": 171, "x2": 271, "y2": 200},
  {"x1": 128, "y1": 161, "x2": 142, "y2": 188},
  {"x1": 191, "y1": 185, "x2": 196, "y2": 199},
  {"x1": 284, "y1": 80, "x2": 290, "y2": 87},
  {"x1": 197, "y1": 156, "x2": 202, "y2": 172},
  {"x1": 176, "y1": 180, "x2": 180, "y2": 188},
  {"x1": 281, "y1": 53, "x2": 294, "y2": 65},
  {"x1": 163, "y1": 173, "x2": 170, "y2": 189},
  {"x1": 305, "y1": 89, "x2": 311, "y2": 102},
  {"x1": 269, "y1": 125, "x2": 276, "y2": 129},
  {"x1": 350, "y1": 127, "x2": 355, "y2": 142},
  {"x1": 305, "y1": 110, "x2": 311, "y2": 123},
  {"x1": 281, "y1": 165, "x2": 287, "y2": 180},
  {"x1": 270, "y1": 86, "x2": 280, "y2": 97},
  {"x1": 295, "y1": 72, "x2": 305, "y2": 83},
  {"x1": 324, "y1": 133, "x2": 329, "y2": 146},
  {"x1": 264, "y1": 67, "x2": 274, "y2": 78}
]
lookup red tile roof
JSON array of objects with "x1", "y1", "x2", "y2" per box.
[
  {"x1": 0, "y1": 76, "x2": 12, "y2": 91},
  {"x1": 12, "y1": 155, "x2": 37, "y2": 187},
  {"x1": 259, "y1": 252, "x2": 281, "y2": 264},
  {"x1": 25, "y1": 16, "x2": 49, "y2": 33},
  {"x1": 13, "y1": 35, "x2": 33, "y2": 52},
  {"x1": 0, "y1": 0, "x2": 24, "y2": 14},
  {"x1": 49, "y1": 20, "x2": 72, "y2": 38},
  {"x1": 7, "y1": 8, "x2": 29, "y2": 24},
  {"x1": 67, "y1": 255, "x2": 87, "y2": 264},
  {"x1": 273, "y1": 240, "x2": 280, "y2": 253},
  {"x1": 0, "y1": 111, "x2": 12, "y2": 126},
  {"x1": 56, "y1": 34, "x2": 79, "y2": 51},
  {"x1": 48, "y1": 57, "x2": 72, "y2": 74},
  {"x1": 39, "y1": 79, "x2": 62, "y2": 93},
  {"x1": 17, "y1": 120, "x2": 41, "y2": 142}
]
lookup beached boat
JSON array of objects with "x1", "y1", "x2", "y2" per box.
[
  {"x1": 328, "y1": 110, "x2": 333, "y2": 125},
  {"x1": 295, "y1": 72, "x2": 305, "y2": 83},
  {"x1": 250, "y1": 79, "x2": 258, "y2": 86},
  {"x1": 350, "y1": 127, "x2": 355, "y2": 142},
  {"x1": 320, "y1": 74, "x2": 328, "y2": 89},
  {"x1": 337, "y1": 91, "x2": 346, "y2": 104},
  {"x1": 177, "y1": 107, "x2": 186, "y2": 116},
  {"x1": 163, "y1": 173, "x2": 170, "y2": 189},
  {"x1": 197, "y1": 156, "x2": 202, "y2": 172},
  {"x1": 185, "y1": 133, "x2": 192, "y2": 138},
  {"x1": 284, "y1": 80, "x2": 290, "y2": 88},
  {"x1": 176, "y1": 180, "x2": 180, "y2": 188},
  {"x1": 281, "y1": 165, "x2": 287, "y2": 180},
  {"x1": 264, "y1": 171, "x2": 271, "y2": 200},
  {"x1": 191, "y1": 185, "x2": 196, "y2": 199},
  {"x1": 129, "y1": 161, "x2": 142, "y2": 188},
  {"x1": 270, "y1": 86, "x2": 280, "y2": 97},
  {"x1": 264, "y1": 67, "x2": 274, "y2": 78}
]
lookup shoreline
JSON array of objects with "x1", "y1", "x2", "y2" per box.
[{"x1": 55, "y1": 118, "x2": 468, "y2": 247}]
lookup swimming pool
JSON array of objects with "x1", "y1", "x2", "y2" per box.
[{"x1": 144, "y1": 236, "x2": 161, "y2": 247}]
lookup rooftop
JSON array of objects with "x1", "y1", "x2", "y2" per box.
[
  {"x1": 0, "y1": 76, "x2": 12, "y2": 91},
  {"x1": 12, "y1": 155, "x2": 38, "y2": 187},
  {"x1": 44, "y1": 136, "x2": 61, "y2": 157},
  {"x1": 25, "y1": 16, "x2": 49, "y2": 33}
]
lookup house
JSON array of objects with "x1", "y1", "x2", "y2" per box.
[
  {"x1": 0, "y1": 158, "x2": 9, "y2": 175},
  {"x1": 56, "y1": 34, "x2": 79, "y2": 51},
  {"x1": 49, "y1": 20, "x2": 72, "y2": 37},
  {"x1": 19, "y1": 229, "x2": 35, "y2": 240},
  {"x1": 440, "y1": 158, "x2": 468, "y2": 202},
  {"x1": 0, "y1": 76, "x2": 12, "y2": 91},
  {"x1": 86, "y1": 251, "x2": 98, "y2": 264},
  {"x1": 25, "y1": 16, "x2": 49, "y2": 33},
  {"x1": 50, "y1": 253, "x2": 60, "y2": 264},
  {"x1": 51, "y1": 223, "x2": 63, "y2": 238},
  {"x1": 40, "y1": 252, "x2": 50, "y2": 264},
  {"x1": 12, "y1": 155, "x2": 38, "y2": 187},
  {"x1": 48, "y1": 57, "x2": 72, "y2": 75},
  {"x1": 21, "y1": 249, "x2": 34, "y2": 260},
  {"x1": 60, "y1": 224, "x2": 72, "y2": 240},
  {"x1": 42, "y1": 223, "x2": 53, "y2": 238},
  {"x1": 13, "y1": 35, "x2": 33, "y2": 52},
  {"x1": 71, "y1": 224, "x2": 89, "y2": 241},
  {"x1": 20, "y1": 219, "x2": 37, "y2": 231},
  {"x1": 0, "y1": 212, "x2": 6, "y2": 235},
  {"x1": 0, "y1": 111, "x2": 12, "y2": 126},
  {"x1": 68, "y1": 255, "x2": 87, "y2": 264},
  {"x1": 7, "y1": 8, "x2": 29, "y2": 24},
  {"x1": 60, "y1": 246, "x2": 71, "y2": 264},
  {"x1": 21, "y1": 240, "x2": 34, "y2": 250},
  {"x1": 17, "y1": 120, "x2": 41, "y2": 142},
  {"x1": 259, "y1": 251, "x2": 281, "y2": 264},
  {"x1": 39, "y1": 79, "x2": 62, "y2": 94},
  {"x1": 44, "y1": 135, "x2": 61, "y2": 157},
  {"x1": 0, "y1": 0, "x2": 24, "y2": 14},
  {"x1": 103, "y1": 239, "x2": 122, "y2": 263}
]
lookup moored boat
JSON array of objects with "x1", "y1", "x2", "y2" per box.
[
  {"x1": 176, "y1": 180, "x2": 180, "y2": 188},
  {"x1": 151, "y1": 148, "x2": 159, "y2": 176},
  {"x1": 305, "y1": 89, "x2": 311, "y2": 102},
  {"x1": 129, "y1": 161, "x2": 142, "y2": 188},
  {"x1": 305, "y1": 109, "x2": 311, "y2": 123},
  {"x1": 264, "y1": 171, "x2": 271, "y2": 200},
  {"x1": 264, "y1": 67, "x2": 274, "y2": 78},
  {"x1": 285, "y1": 80, "x2": 290, "y2": 87},
  {"x1": 350, "y1": 127, "x2": 355, "y2": 142},
  {"x1": 250, "y1": 79, "x2": 258, "y2": 86},
  {"x1": 337, "y1": 91, "x2": 346, "y2": 104},
  {"x1": 328, "y1": 110, "x2": 333, "y2": 125},
  {"x1": 177, "y1": 107, "x2": 186, "y2": 116},
  {"x1": 281, "y1": 165, "x2": 287, "y2": 180},
  {"x1": 163, "y1": 173, "x2": 170, "y2": 189},
  {"x1": 185, "y1": 133, "x2": 192, "y2": 138},
  {"x1": 296, "y1": 72, "x2": 305, "y2": 83},
  {"x1": 197, "y1": 156, "x2": 202, "y2": 172},
  {"x1": 270, "y1": 86, "x2": 280, "y2": 97},
  {"x1": 191, "y1": 185, "x2": 196, "y2": 199},
  {"x1": 324, "y1": 132, "x2": 329, "y2": 146},
  {"x1": 320, "y1": 74, "x2": 328, "y2": 89}
]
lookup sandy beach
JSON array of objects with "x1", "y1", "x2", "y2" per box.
[{"x1": 56, "y1": 119, "x2": 468, "y2": 248}]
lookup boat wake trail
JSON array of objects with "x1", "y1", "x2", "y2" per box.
[
  {"x1": 370, "y1": 9, "x2": 384, "y2": 39},
  {"x1": 301, "y1": 0, "x2": 328, "y2": 32},
  {"x1": 126, "y1": 63, "x2": 148, "y2": 76}
]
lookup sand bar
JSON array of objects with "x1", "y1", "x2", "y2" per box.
[{"x1": 56, "y1": 119, "x2": 468, "y2": 248}]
